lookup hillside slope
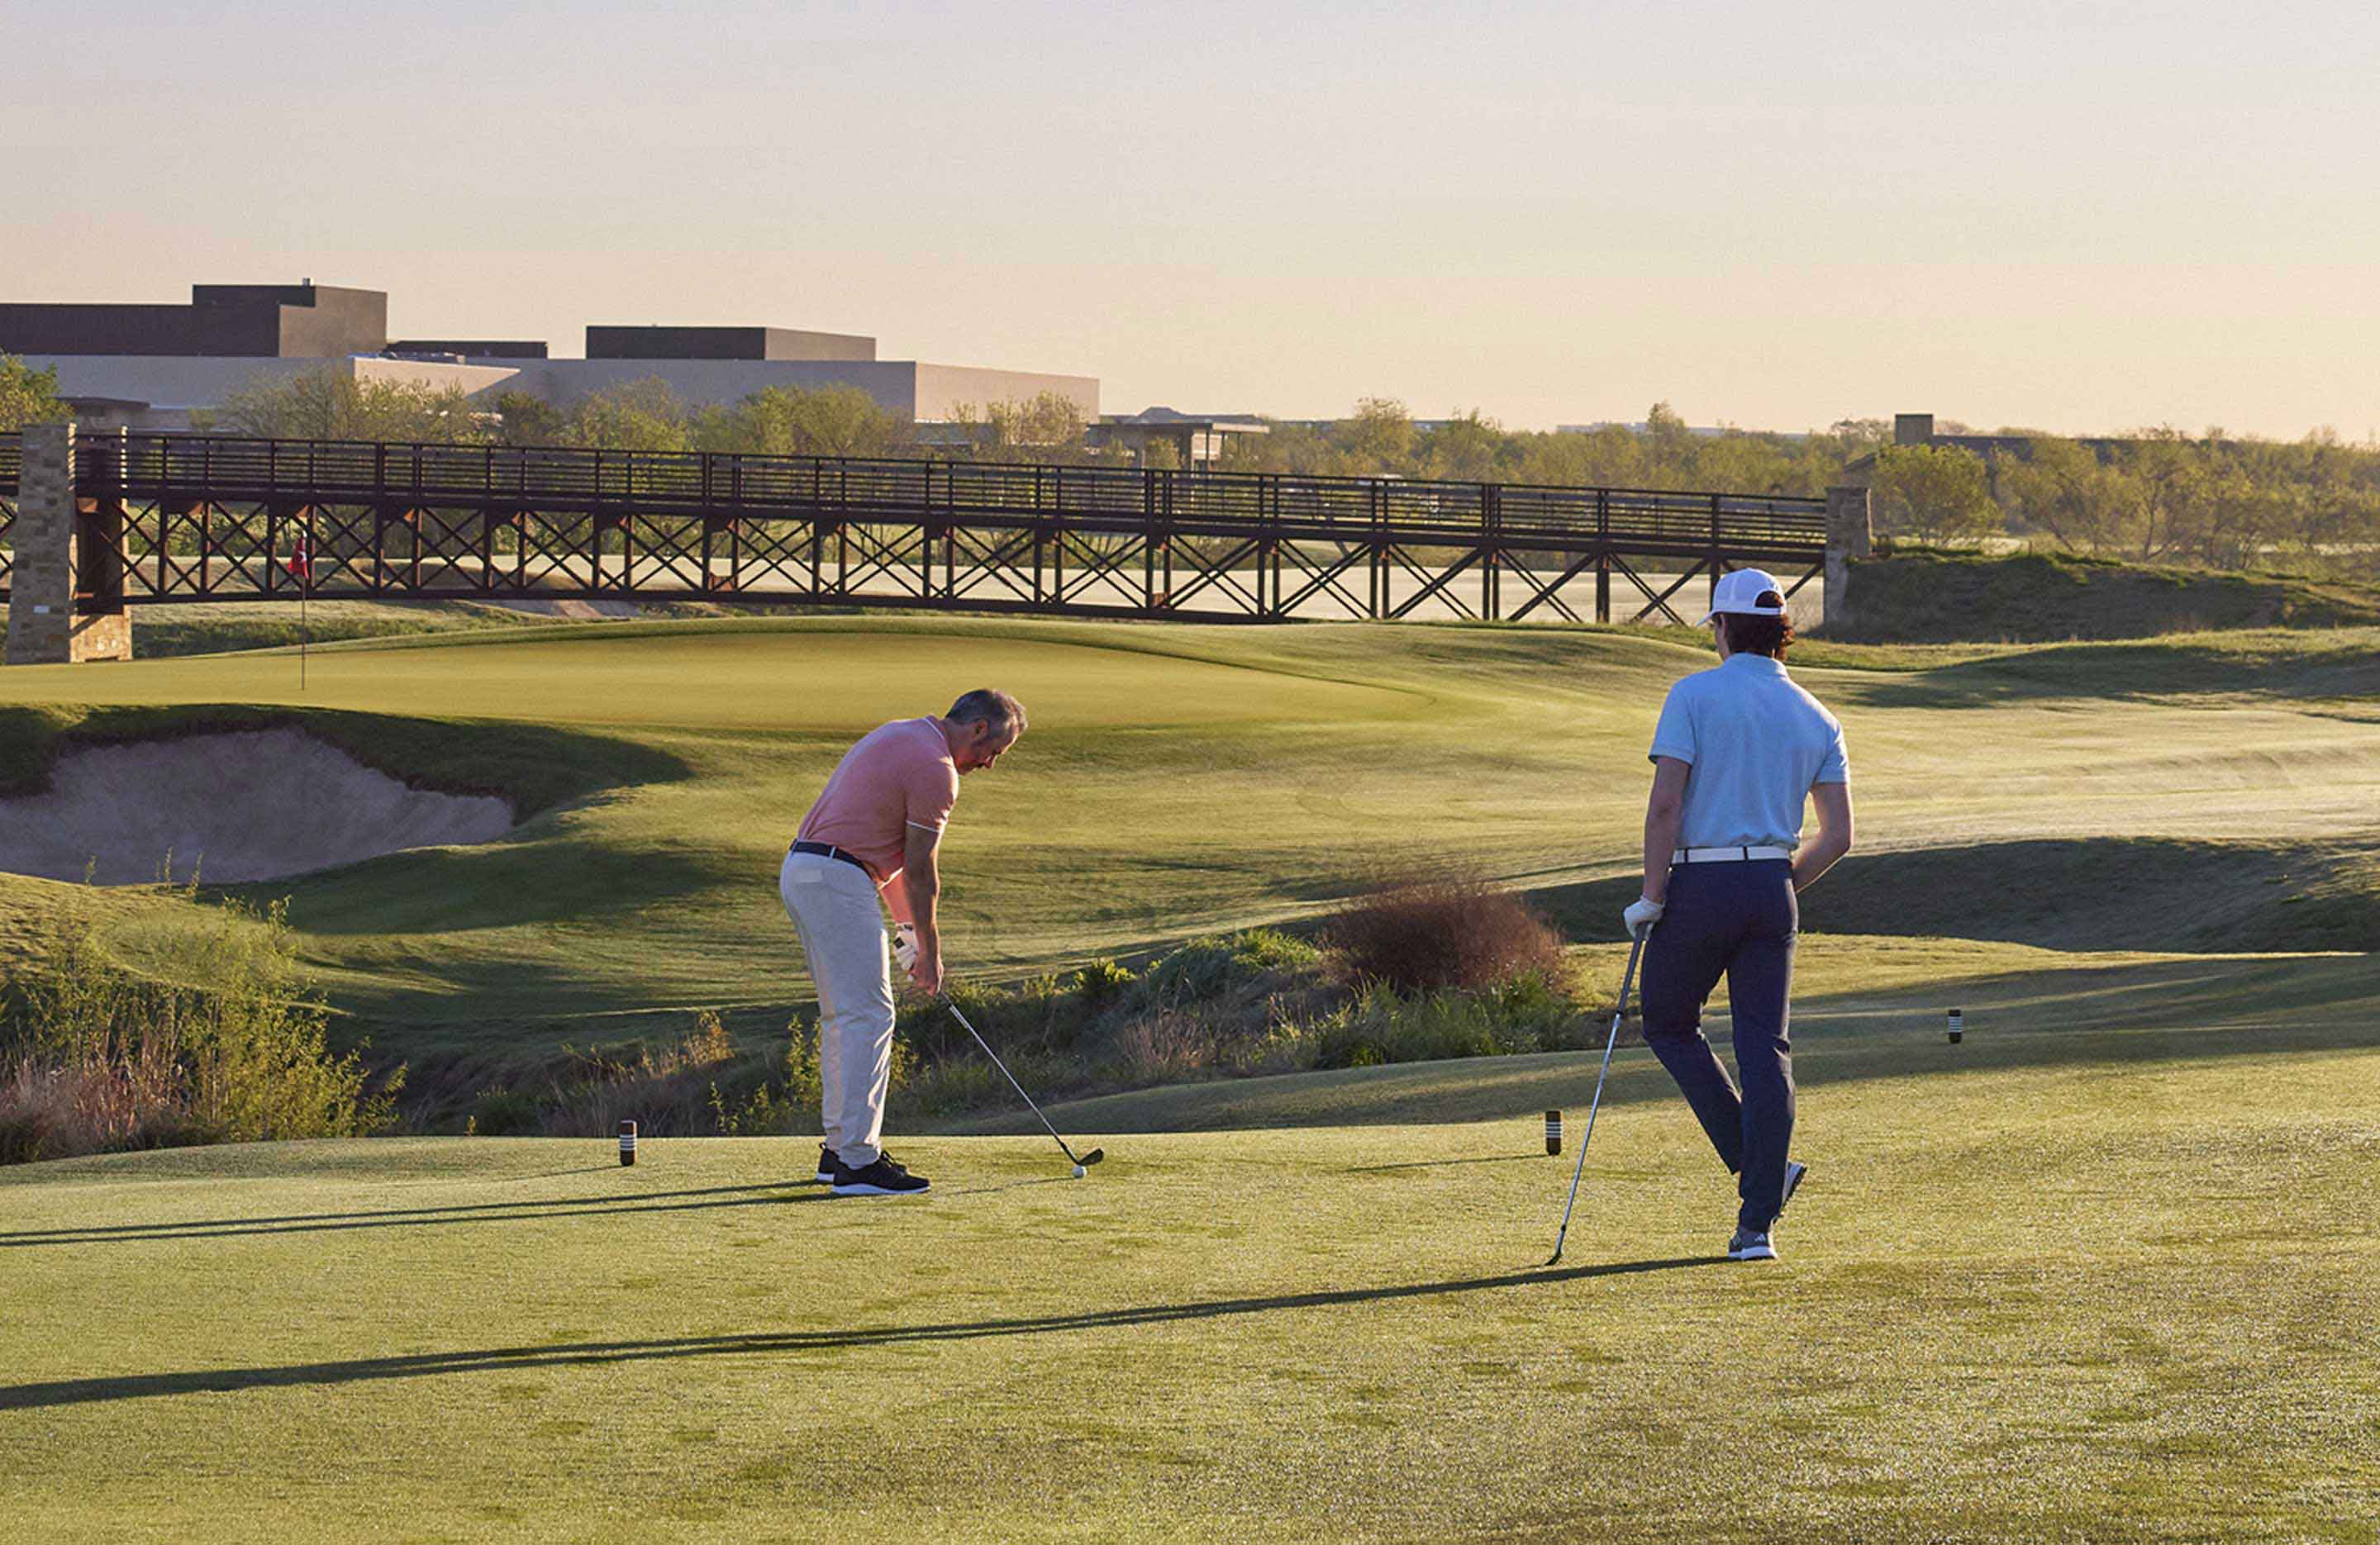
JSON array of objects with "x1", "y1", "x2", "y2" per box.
[{"x1": 1837, "y1": 548, "x2": 2380, "y2": 641}]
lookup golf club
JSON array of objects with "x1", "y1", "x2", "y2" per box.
[
  {"x1": 1545, "y1": 928, "x2": 1649, "y2": 1267},
  {"x1": 945, "y1": 999, "x2": 1106, "y2": 1172}
]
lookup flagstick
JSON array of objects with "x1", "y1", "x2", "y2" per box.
[{"x1": 298, "y1": 522, "x2": 310, "y2": 693}]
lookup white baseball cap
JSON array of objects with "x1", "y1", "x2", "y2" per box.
[{"x1": 1697, "y1": 568, "x2": 1787, "y2": 626}]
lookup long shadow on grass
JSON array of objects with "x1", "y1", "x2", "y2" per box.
[
  {"x1": 0, "y1": 1255, "x2": 1720, "y2": 1410},
  {"x1": 0, "y1": 1180, "x2": 823, "y2": 1249}
]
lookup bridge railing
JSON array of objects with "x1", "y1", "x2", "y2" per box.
[
  {"x1": 2, "y1": 429, "x2": 1840, "y2": 620},
  {"x1": 50, "y1": 432, "x2": 1828, "y2": 549}
]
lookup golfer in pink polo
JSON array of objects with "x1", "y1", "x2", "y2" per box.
[{"x1": 781, "y1": 688, "x2": 1026, "y2": 1196}]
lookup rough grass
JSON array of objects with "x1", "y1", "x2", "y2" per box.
[
  {"x1": 0, "y1": 894, "x2": 400, "y2": 1164},
  {"x1": 1838, "y1": 546, "x2": 2380, "y2": 642},
  {"x1": 1, "y1": 1012, "x2": 2373, "y2": 1543},
  {"x1": 127, "y1": 598, "x2": 563, "y2": 658}
]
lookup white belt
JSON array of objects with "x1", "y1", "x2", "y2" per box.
[{"x1": 1672, "y1": 845, "x2": 1792, "y2": 863}]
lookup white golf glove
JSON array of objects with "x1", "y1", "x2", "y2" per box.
[
  {"x1": 891, "y1": 921, "x2": 919, "y2": 972},
  {"x1": 1622, "y1": 896, "x2": 1666, "y2": 938}
]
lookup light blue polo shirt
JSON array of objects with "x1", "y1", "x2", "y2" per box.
[{"x1": 1648, "y1": 654, "x2": 1849, "y2": 850}]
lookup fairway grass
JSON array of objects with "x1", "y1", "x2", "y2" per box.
[
  {"x1": 4, "y1": 616, "x2": 2377, "y2": 1539},
  {"x1": 4, "y1": 1027, "x2": 2374, "y2": 1543},
  {"x1": 2, "y1": 617, "x2": 2374, "y2": 1077}
]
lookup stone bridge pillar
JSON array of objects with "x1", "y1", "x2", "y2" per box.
[
  {"x1": 1823, "y1": 485, "x2": 1872, "y2": 633},
  {"x1": 5, "y1": 421, "x2": 135, "y2": 665}
]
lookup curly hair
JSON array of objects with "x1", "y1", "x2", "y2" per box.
[{"x1": 1719, "y1": 593, "x2": 1796, "y2": 658}]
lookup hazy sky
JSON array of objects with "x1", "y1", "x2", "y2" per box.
[{"x1": 7, "y1": 1, "x2": 2377, "y2": 435}]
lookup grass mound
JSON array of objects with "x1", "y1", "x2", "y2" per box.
[
  {"x1": 127, "y1": 599, "x2": 561, "y2": 658},
  {"x1": 1837, "y1": 547, "x2": 2380, "y2": 642},
  {"x1": 0, "y1": 701, "x2": 687, "y2": 819}
]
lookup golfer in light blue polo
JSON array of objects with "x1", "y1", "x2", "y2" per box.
[{"x1": 1623, "y1": 568, "x2": 1854, "y2": 1262}]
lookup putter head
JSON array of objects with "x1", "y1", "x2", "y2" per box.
[{"x1": 1077, "y1": 1148, "x2": 1106, "y2": 1167}]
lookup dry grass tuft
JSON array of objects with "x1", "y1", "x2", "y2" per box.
[{"x1": 1327, "y1": 872, "x2": 1569, "y2": 993}]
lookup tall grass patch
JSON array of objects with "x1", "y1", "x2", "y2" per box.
[{"x1": 0, "y1": 896, "x2": 401, "y2": 1164}]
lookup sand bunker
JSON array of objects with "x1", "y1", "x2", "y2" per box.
[{"x1": 0, "y1": 730, "x2": 515, "y2": 885}]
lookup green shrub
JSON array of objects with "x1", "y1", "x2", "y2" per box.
[
  {"x1": 1135, "y1": 929, "x2": 1320, "y2": 1005},
  {"x1": 467, "y1": 1086, "x2": 542, "y2": 1137},
  {"x1": 1073, "y1": 958, "x2": 1136, "y2": 1005}
]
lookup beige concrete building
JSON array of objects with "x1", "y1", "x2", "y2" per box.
[{"x1": 6, "y1": 281, "x2": 1097, "y2": 431}]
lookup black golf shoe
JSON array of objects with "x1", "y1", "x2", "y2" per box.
[
  {"x1": 831, "y1": 1154, "x2": 931, "y2": 1197},
  {"x1": 813, "y1": 1143, "x2": 837, "y2": 1183},
  {"x1": 1780, "y1": 1160, "x2": 1808, "y2": 1217}
]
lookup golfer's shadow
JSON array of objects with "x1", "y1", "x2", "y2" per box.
[
  {"x1": 0, "y1": 1181, "x2": 829, "y2": 1249},
  {"x1": 0, "y1": 1254, "x2": 1725, "y2": 1411},
  {"x1": 1345, "y1": 1154, "x2": 1545, "y2": 1173}
]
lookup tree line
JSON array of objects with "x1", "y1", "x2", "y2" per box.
[{"x1": 5, "y1": 355, "x2": 2374, "y2": 579}]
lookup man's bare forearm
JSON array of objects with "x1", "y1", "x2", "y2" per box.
[
  {"x1": 1790, "y1": 837, "x2": 1848, "y2": 892},
  {"x1": 905, "y1": 868, "x2": 940, "y2": 950},
  {"x1": 1642, "y1": 803, "x2": 1685, "y2": 903},
  {"x1": 1792, "y1": 784, "x2": 1854, "y2": 892}
]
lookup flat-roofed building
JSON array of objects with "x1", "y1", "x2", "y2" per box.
[
  {"x1": 2, "y1": 280, "x2": 1097, "y2": 432},
  {"x1": 0, "y1": 282, "x2": 386, "y2": 359}
]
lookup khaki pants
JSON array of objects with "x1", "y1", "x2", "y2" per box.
[{"x1": 778, "y1": 849, "x2": 895, "y2": 1167}]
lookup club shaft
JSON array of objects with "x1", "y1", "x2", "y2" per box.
[
  {"x1": 946, "y1": 1001, "x2": 1083, "y2": 1166},
  {"x1": 1549, "y1": 930, "x2": 1648, "y2": 1262}
]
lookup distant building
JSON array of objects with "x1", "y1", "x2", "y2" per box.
[
  {"x1": 1555, "y1": 420, "x2": 1793, "y2": 440},
  {"x1": 1837, "y1": 412, "x2": 2145, "y2": 490},
  {"x1": 0, "y1": 281, "x2": 385, "y2": 359},
  {"x1": 1087, "y1": 407, "x2": 1269, "y2": 468},
  {"x1": 1, "y1": 280, "x2": 1097, "y2": 432}
]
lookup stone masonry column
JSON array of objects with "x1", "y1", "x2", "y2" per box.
[
  {"x1": 1823, "y1": 484, "x2": 1873, "y2": 634},
  {"x1": 5, "y1": 421, "x2": 134, "y2": 665}
]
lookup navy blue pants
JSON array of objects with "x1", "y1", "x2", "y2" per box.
[{"x1": 1638, "y1": 859, "x2": 1797, "y2": 1233}]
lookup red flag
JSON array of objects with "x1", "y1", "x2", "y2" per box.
[{"x1": 286, "y1": 532, "x2": 312, "y2": 587}]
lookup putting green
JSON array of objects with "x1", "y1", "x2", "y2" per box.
[{"x1": 0, "y1": 620, "x2": 1412, "y2": 730}]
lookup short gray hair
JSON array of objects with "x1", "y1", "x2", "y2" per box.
[{"x1": 947, "y1": 688, "x2": 1026, "y2": 735}]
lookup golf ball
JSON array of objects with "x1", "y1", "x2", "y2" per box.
[{"x1": 1072, "y1": 1164, "x2": 1087, "y2": 1179}]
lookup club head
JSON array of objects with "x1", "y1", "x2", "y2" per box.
[{"x1": 1076, "y1": 1148, "x2": 1105, "y2": 1167}]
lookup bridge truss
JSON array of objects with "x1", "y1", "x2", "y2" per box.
[{"x1": 1, "y1": 434, "x2": 1831, "y2": 625}]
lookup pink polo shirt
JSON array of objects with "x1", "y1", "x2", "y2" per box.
[{"x1": 796, "y1": 718, "x2": 959, "y2": 886}]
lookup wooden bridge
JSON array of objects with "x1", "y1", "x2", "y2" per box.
[{"x1": 2, "y1": 429, "x2": 1860, "y2": 650}]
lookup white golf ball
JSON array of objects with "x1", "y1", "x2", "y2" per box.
[{"x1": 1072, "y1": 1164, "x2": 1087, "y2": 1179}]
